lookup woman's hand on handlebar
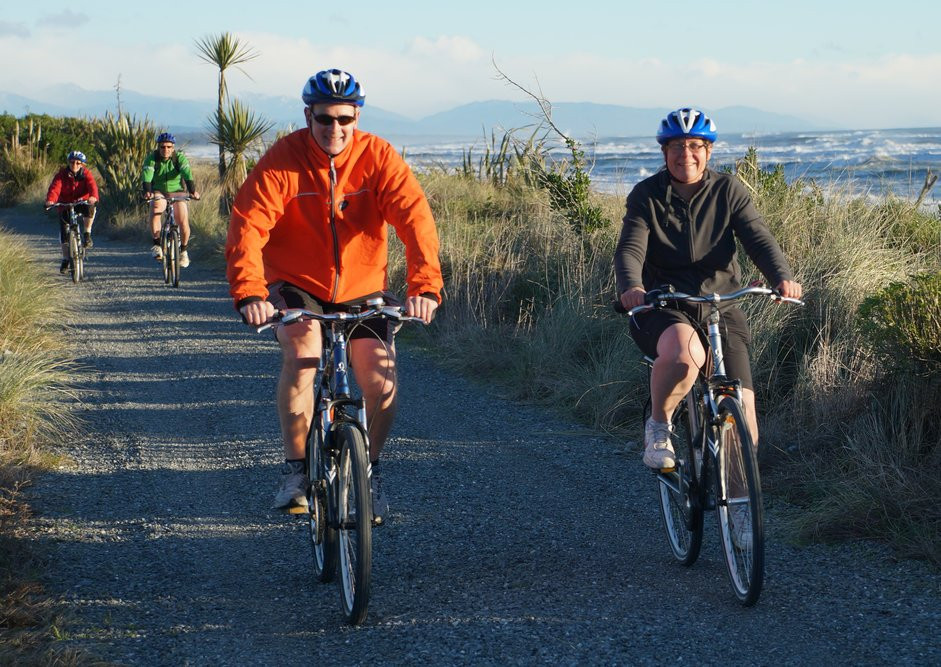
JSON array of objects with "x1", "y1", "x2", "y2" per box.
[
  {"x1": 406, "y1": 295, "x2": 438, "y2": 324},
  {"x1": 240, "y1": 300, "x2": 276, "y2": 327},
  {"x1": 776, "y1": 280, "x2": 802, "y2": 300},
  {"x1": 619, "y1": 287, "x2": 647, "y2": 311}
]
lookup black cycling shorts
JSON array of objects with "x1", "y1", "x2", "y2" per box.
[
  {"x1": 628, "y1": 303, "x2": 754, "y2": 390},
  {"x1": 267, "y1": 281, "x2": 400, "y2": 345}
]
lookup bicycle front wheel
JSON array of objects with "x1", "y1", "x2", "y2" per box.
[
  {"x1": 68, "y1": 228, "x2": 81, "y2": 283},
  {"x1": 307, "y1": 391, "x2": 337, "y2": 583},
  {"x1": 656, "y1": 390, "x2": 704, "y2": 565},
  {"x1": 160, "y1": 230, "x2": 170, "y2": 283},
  {"x1": 714, "y1": 396, "x2": 764, "y2": 606},
  {"x1": 335, "y1": 421, "x2": 372, "y2": 625},
  {"x1": 168, "y1": 228, "x2": 181, "y2": 288}
]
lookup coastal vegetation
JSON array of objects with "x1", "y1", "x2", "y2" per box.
[
  {"x1": 0, "y1": 104, "x2": 939, "y2": 657},
  {"x1": 0, "y1": 228, "x2": 85, "y2": 662}
]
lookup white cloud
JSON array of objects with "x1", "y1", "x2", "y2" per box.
[
  {"x1": 37, "y1": 10, "x2": 89, "y2": 28},
  {"x1": 0, "y1": 21, "x2": 30, "y2": 38},
  {"x1": 1, "y1": 25, "x2": 939, "y2": 129},
  {"x1": 406, "y1": 35, "x2": 484, "y2": 64}
]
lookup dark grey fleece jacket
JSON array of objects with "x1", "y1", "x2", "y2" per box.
[{"x1": 613, "y1": 168, "x2": 794, "y2": 297}]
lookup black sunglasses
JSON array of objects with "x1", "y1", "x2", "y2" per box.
[{"x1": 313, "y1": 113, "x2": 357, "y2": 126}]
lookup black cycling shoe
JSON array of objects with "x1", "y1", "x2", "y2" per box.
[
  {"x1": 59, "y1": 259, "x2": 69, "y2": 274},
  {"x1": 83, "y1": 233, "x2": 93, "y2": 248}
]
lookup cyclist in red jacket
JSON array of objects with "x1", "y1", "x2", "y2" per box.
[{"x1": 45, "y1": 150, "x2": 99, "y2": 273}]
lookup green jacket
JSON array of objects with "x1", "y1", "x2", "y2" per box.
[{"x1": 140, "y1": 150, "x2": 196, "y2": 194}]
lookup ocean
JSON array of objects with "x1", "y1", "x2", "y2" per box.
[
  {"x1": 393, "y1": 127, "x2": 941, "y2": 205},
  {"x1": 188, "y1": 127, "x2": 941, "y2": 205}
]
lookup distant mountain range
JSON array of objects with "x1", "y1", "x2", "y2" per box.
[{"x1": 0, "y1": 84, "x2": 828, "y2": 141}]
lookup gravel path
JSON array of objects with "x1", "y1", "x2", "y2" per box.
[{"x1": 4, "y1": 209, "x2": 939, "y2": 666}]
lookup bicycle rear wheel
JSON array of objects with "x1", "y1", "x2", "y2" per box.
[
  {"x1": 307, "y1": 387, "x2": 337, "y2": 583},
  {"x1": 656, "y1": 389, "x2": 704, "y2": 565},
  {"x1": 714, "y1": 396, "x2": 764, "y2": 606},
  {"x1": 334, "y1": 421, "x2": 372, "y2": 625},
  {"x1": 68, "y1": 228, "x2": 81, "y2": 283}
]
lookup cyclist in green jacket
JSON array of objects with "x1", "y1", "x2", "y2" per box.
[{"x1": 141, "y1": 132, "x2": 200, "y2": 268}]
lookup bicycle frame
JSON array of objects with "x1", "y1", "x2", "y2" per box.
[
  {"x1": 259, "y1": 299, "x2": 423, "y2": 624},
  {"x1": 49, "y1": 201, "x2": 86, "y2": 282},
  {"x1": 629, "y1": 284, "x2": 803, "y2": 605},
  {"x1": 153, "y1": 194, "x2": 189, "y2": 287}
]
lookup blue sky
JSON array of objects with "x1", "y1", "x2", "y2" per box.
[{"x1": 2, "y1": 0, "x2": 940, "y2": 129}]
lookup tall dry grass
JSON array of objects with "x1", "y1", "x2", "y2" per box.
[
  {"x1": 399, "y1": 153, "x2": 941, "y2": 565},
  {"x1": 0, "y1": 222, "x2": 87, "y2": 662}
]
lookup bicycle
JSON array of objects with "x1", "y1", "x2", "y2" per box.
[
  {"x1": 258, "y1": 298, "x2": 423, "y2": 625},
  {"x1": 47, "y1": 201, "x2": 87, "y2": 283},
  {"x1": 622, "y1": 284, "x2": 803, "y2": 605},
  {"x1": 151, "y1": 193, "x2": 192, "y2": 288}
]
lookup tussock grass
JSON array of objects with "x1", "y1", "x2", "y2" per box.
[
  {"x1": 0, "y1": 225, "x2": 87, "y2": 663},
  {"x1": 405, "y1": 156, "x2": 941, "y2": 566}
]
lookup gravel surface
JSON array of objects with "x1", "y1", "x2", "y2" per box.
[{"x1": 4, "y1": 209, "x2": 940, "y2": 666}]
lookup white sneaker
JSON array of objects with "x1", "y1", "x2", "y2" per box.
[
  {"x1": 151, "y1": 244, "x2": 163, "y2": 260},
  {"x1": 729, "y1": 504, "x2": 753, "y2": 550},
  {"x1": 643, "y1": 418, "x2": 675, "y2": 469},
  {"x1": 370, "y1": 466, "x2": 388, "y2": 524},
  {"x1": 179, "y1": 250, "x2": 190, "y2": 268},
  {"x1": 273, "y1": 462, "x2": 308, "y2": 510}
]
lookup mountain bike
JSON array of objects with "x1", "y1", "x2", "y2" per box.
[
  {"x1": 152, "y1": 194, "x2": 191, "y2": 288},
  {"x1": 47, "y1": 201, "x2": 87, "y2": 283},
  {"x1": 623, "y1": 285, "x2": 803, "y2": 605},
  {"x1": 259, "y1": 298, "x2": 423, "y2": 625}
]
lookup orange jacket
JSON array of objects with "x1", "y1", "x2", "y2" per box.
[{"x1": 226, "y1": 129, "x2": 442, "y2": 308}]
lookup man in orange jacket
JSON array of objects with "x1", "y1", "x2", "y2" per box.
[{"x1": 226, "y1": 68, "x2": 443, "y2": 521}]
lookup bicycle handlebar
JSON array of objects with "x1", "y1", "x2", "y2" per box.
[
  {"x1": 45, "y1": 201, "x2": 88, "y2": 211},
  {"x1": 150, "y1": 193, "x2": 196, "y2": 203},
  {"x1": 256, "y1": 305, "x2": 426, "y2": 333},
  {"x1": 616, "y1": 285, "x2": 804, "y2": 317}
]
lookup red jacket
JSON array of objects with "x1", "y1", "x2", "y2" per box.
[
  {"x1": 46, "y1": 166, "x2": 99, "y2": 204},
  {"x1": 226, "y1": 129, "x2": 443, "y2": 308}
]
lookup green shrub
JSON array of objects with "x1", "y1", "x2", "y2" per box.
[
  {"x1": 858, "y1": 272, "x2": 941, "y2": 372},
  {"x1": 90, "y1": 112, "x2": 155, "y2": 214}
]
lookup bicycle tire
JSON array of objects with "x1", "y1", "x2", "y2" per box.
[
  {"x1": 656, "y1": 389, "x2": 705, "y2": 565},
  {"x1": 307, "y1": 385, "x2": 338, "y2": 583},
  {"x1": 75, "y1": 238, "x2": 85, "y2": 282},
  {"x1": 168, "y1": 228, "x2": 181, "y2": 288},
  {"x1": 68, "y1": 228, "x2": 81, "y2": 283},
  {"x1": 714, "y1": 396, "x2": 764, "y2": 606},
  {"x1": 161, "y1": 229, "x2": 171, "y2": 283},
  {"x1": 334, "y1": 421, "x2": 372, "y2": 625}
]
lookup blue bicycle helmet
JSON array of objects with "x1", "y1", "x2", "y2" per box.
[
  {"x1": 67, "y1": 150, "x2": 87, "y2": 163},
  {"x1": 302, "y1": 69, "x2": 365, "y2": 107},
  {"x1": 656, "y1": 108, "x2": 717, "y2": 144},
  {"x1": 157, "y1": 132, "x2": 176, "y2": 144}
]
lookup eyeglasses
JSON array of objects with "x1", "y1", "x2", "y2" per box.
[
  {"x1": 69, "y1": 160, "x2": 84, "y2": 165},
  {"x1": 159, "y1": 144, "x2": 175, "y2": 149},
  {"x1": 666, "y1": 140, "x2": 709, "y2": 153},
  {"x1": 313, "y1": 113, "x2": 357, "y2": 126}
]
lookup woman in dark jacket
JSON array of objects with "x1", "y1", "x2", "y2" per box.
[{"x1": 614, "y1": 108, "x2": 802, "y2": 471}]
